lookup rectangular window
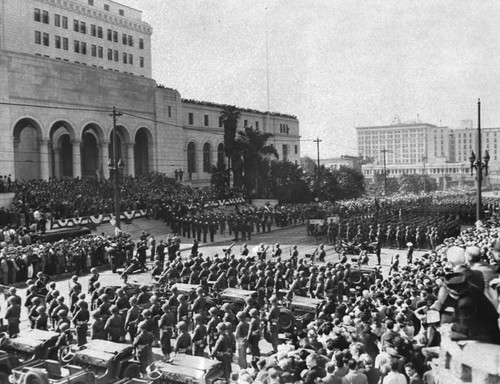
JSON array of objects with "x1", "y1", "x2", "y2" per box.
[
  {"x1": 122, "y1": 52, "x2": 127, "y2": 64},
  {"x1": 119, "y1": 9, "x2": 124, "y2": 16},
  {"x1": 97, "y1": 26, "x2": 103, "y2": 38},
  {"x1": 113, "y1": 50, "x2": 118, "y2": 62},
  {"x1": 256, "y1": 121, "x2": 259, "y2": 129},
  {"x1": 104, "y1": 4, "x2": 110, "y2": 11},
  {"x1": 90, "y1": 24, "x2": 96, "y2": 36},
  {"x1": 55, "y1": 36, "x2": 61, "y2": 49},
  {"x1": 88, "y1": 0, "x2": 94, "y2": 5},
  {"x1": 295, "y1": 145, "x2": 298, "y2": 154},
  {"x1": 107, "y1": 49, "x2": 113, "y2": 60},
  {"x1": 128, "y1": 35, "x2": 133, "y2": 46},
  {"x1": 80, "y1": 21, "x2": 86, "y2": 34},
  {"x1": 34, "y1": 8, "x2": 41, "y2": 22},
  {"x1": 168, "y1": 106, "x2": 172, "y2": 118},
  {"x1": 63, "y1": 37, "x2": 68, "y2": 50},
  {"x1": 62, "y1": 16, "x2": 68, "y2": 29},
  {"x1": 204, "y1": 115, "x2": 209, "y2": 126},
  {"x1": 128, "y1": 54, "x2": 133, "y2": 65},
  {"x1": 244, "y1": 119, "x2": 248, "y2": 127},
  {"x1": 42, "y1": 10, "x2": 49, "y2": 24},
  {"x1": 122, "y1": 33, "x2": 127, "y2": 45},
  {"x1": 91, "y1": 45, "x2": 97, "y2": 57},
  {"x1": 81, "y1": 42, "x2": 87, "y2": 55},
  {"x1": 54, "y1": 14, "x2": 60, "y2": 27},
  {"x1": 113, "y1": 31, "x2": 118, "y2": 43},
  {"x1": 139, "y1": 38, "x2": 144, "y2": 49},
  {"x1": 74, "y1": 40, "x2": 80, "y2": 53},
  {"x1": 42, "y1": 33, "x2": 49, "y2": 46},
  {"x1": 34, "y1": 31, "x2": 41, "y2": 45},
  {"x1": 139, "y1": 56, "x2": 144, "y2": 67},
  {"x1": 74, "y1": 20, "x2": 79, "y2": 32},
  {"x1": 219, "y1": 117, "x2": 223, "y2": 128},
  {"x1": 188, "y1": 113, "x2": 194, "y2": 125},
  {"x1": 98, "y1": 46, "x2": 103, "y2": 58},
  {"x1": 107, "y1": 29, "x2": 112, "y2": 41}
]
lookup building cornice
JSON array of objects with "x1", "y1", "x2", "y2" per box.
[{"x1": 34, "y1": 0, "x2": 153, "y2": 35}]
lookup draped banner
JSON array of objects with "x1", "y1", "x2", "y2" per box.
[
  {"x1": 49, "y1": 210, "x2": 148, "y2": 229},
  {"x1": 203, "y1": 197, "x2": 246, "y2": 209}
]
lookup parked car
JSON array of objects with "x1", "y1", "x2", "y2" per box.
[
  {"x1": 58, "y1": 339, "x2": 141, "y2": 383},
  {"x1": 147, "y1": 355, "x2": 224, "y2": 384}
]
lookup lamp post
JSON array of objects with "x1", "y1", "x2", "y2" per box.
[
  {"x1": 108, "y1": 158, "x2": 124, "y2": 230},
  {"x1": 381, "y1": 148, "x2": 389, "y2": 195},
  {"x1": 469, "y1": 99, "x2": 490, "y2": 222}
]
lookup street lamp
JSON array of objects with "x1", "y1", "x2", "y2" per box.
[
  {"x1": 469, "y1": 99, "x2": 490, "y2": 221},
  {"x1": 108, "y1": 157, "x2": 124, "y2": 230}
]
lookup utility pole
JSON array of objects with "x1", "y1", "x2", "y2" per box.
[
  {"x1": 110, "y1": 106, "x2": 123, "y2": 230},
  {"x1": 422, "y1": 156, "x2": 427, "y2": 193},
  {"x1": 381, "y1": 148, "x2": 389, "y2": 196},
  {"x1": 313, "y1": 138, "x2": 322, "y2": 191},
  {"x1": 477, "y1": 99, "x2": 482, "y2": 222}
]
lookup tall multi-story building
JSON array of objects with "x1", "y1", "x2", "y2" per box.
[{"x1": 0, "y1": 0, "x2": 300, "y2": 186}]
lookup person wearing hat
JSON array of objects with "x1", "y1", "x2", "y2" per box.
[
  {"x1": 432, "y1": 272, "x2": 500, "y2": 344},
  {"x1": 211, "y1": 322, "x2": 231, "y2": 380},
  {"x1": 406, "y1": 242, "x2": 414, "y2": 265},
  {"x1": 137, "y1": 285, "x2": 151, "y2": 306},
  {"x1": 105, "y1": 305, "x2": 125, "y2": 343},
  {"x1": 207, "y1": 307, "x2": 222, "y2": 354},
  {"x1": 133, "y1": 322, "x2": 154, "y2": 375},
  {"x1": 159, "y1": 304, "x2": 175, "y2": 360},
  {"x1": 174, "y1": 321, "x2": 192, "y2": 354},
  {"x1": 235, "y1": 311, "x2": 249, "y2": 369},
  {"x1": 247, "y1": 308, "x2": 261, "y2": 369},
  {"x1": 5, "y1": 296, "x2": 21, "y2": 337},
  {"x1": 266, "y1": 296, "x2": 280, "y2": 354},
  {"x1": 73, "y1": 300, "x2": 90, "y2": 345},
  {"x1": 192, "y1": 313, "x2": 207, "y2": 357},
  {"x1": 125, "y1": 297, "x2": 141, "y2": 342}
]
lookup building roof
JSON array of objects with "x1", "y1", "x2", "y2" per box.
[
  {"x1": 356, "y1": 123, "x2": 437, "y2": 130},
  {"x1": 181, "y1": 99, "x2": 297, "y2": 120}
]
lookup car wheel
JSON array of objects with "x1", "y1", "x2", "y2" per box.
[
  {"x1": 23, "y1": 369, "x2": 49, "y2": 384},
  {"x1": 351, "y1": 271, "x2": 363, "y2": 285},
  {"x1": 278, "y1": 308, "x2": 294, "y2": 330},
  {"x1": 0, "y1": 371, "x2": 8, "y2": 384},
  {"x1": 121, "y1": 362, "x2": 141, "y2": 379}
]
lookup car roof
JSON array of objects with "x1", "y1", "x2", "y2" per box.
[
  {"x1": 153, "y1": 355, "x2": 222, "y2": 381},
  {"x1": 220, "y1": 288, "x2": 257, "y2": 300},
  {"x1": 74, "y1": 340, "x2": 134, "y2": 368},
  {"x1": 4, "y1": 329, "x2": 59, "y2": 353}
]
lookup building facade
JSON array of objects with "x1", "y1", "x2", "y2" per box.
[{"x1": 0, "y1": 0, "x2": 300, "y2": 185}]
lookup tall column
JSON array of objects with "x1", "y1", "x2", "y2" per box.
[
  {"x1": 53, "y1": 148, "x2": 61, "y2": 179},
  {"x1": 39, "y1": 138, "x2": 50, "y2": 181},
  {"x1": 12, "y1": 138, "x2": 20, "y2": 180},
  {"x1": 127, "y1": 142, "x2": 135, "y2": 177},
  {"x1": 72, "y1": 140, "x2": 82, "y2": 178},
  {"x1": 101, "y1": 140, "x2": 110, "y2": 180}
]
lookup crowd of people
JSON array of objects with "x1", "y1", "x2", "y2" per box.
[{"x1": 2, "y1": 206, "x2": 499, "y2": 383}]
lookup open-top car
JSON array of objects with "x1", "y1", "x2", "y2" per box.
[
  {"x1": 58, "y1": 339, "x2": 141, "y2": 384},
  {"x1": 147, "y1": 355, "x2": 224, "y2": 384},
  {"x1": 0, "y1": 329, "x2": 60, "y2": 384},
  {"x1": 10, "y1": 359, "x2": 94, "y2": 384},
  {"x1": 349, "y1": 266, "x2": 380, "y2": 293},
  {"x1": 280, "y1": 295, "x2": 323, "y2": 331}
]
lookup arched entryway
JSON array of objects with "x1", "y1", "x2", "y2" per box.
[
  {"x1": 203, "y1": 142, "x2": 211, "y2": 173},
  {"x1": 134, "y1": 128, "x2": 152, "y2": 176},
  {"x1": 50, "y1": 120, "x2": 76, "y2": 179},
  {"x1": 13, "y1": 118, "x2": 43, "y2": 180},
  {"x1": 82, "y1": 124, "x2": 105, "y2": 179},
  {"x1": 108, "y1": 125, "x2": 131, "y2": 175},
  {"x1": 187, "y1": 142, "x2": 196, "y2": 181},
  {"x1": 217, "y1": 143, "x2": 225, "y2": 168}
]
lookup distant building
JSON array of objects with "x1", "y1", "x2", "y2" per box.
[
  {"x1": 322, "y1": 155, "x2": 361, "y2": 172},
  {"x1": 0, "y1": 0, "x2": 300, "y2": 185}
]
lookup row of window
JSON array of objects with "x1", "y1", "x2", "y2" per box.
[
  {"x1": 87, "y1": 0, "x2": 122, "y2": 15},
  {"x1": 188, "y1": 113, "x2": 261, "y2": 129},
  {"x1": 280, "y1": 124, "x2": 290, "y2": 134},
  {"x1": 34, "y1": 9, "x2": 145, "y2": 49},
  {"x1": 34, "y1": 31, "x2": 145, "y2": 67}
]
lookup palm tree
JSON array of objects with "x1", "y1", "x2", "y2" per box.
[
  {"x1": 220, "y1": 106, "x2": 241, "y2": 187},
  {"x1": 235, "y1": 126, "x2": 278, "y2": 195}
]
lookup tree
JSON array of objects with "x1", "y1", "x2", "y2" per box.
[
  {"x1": 220, "y1": 106, "x2": 241, "y2": 187},
  {"x1": 267, "y1": 161, "x2": 312, "y2": 203},
  {"x1": 399, "y1": 174, "x2": 438, "y2": 193},
  {"x1": 301, "y1": 156, "x2": 316, "y2": 175},
  {"x1": 235, "y1": 126, "x2": 278, "y2": 195},
  {"x1": 210, "y1": 163, "x2": 228, "y2": 198},
  {"x1": 331, "y1": 166, "x2": 366, "y2": 199}
]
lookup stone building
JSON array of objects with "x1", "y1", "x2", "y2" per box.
[{"x1": 0, "y1": 0, "x2": 300, "y2": 185}]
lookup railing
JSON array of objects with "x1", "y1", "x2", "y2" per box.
[{"x1": 429, "y1": 324, "x2": 500, "y2": 383}]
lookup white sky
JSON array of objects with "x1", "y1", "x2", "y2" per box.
[{"x1": 119, "y1": 0, "x2": 500, "y2": 158}]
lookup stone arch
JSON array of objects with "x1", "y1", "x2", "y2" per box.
[
  {"x1": 203, "y1": 141, "x2": 212, "y2": 173},
  {"x1": 49, "y1": 120, "x2": 77, "y2": 179},
  {"x1": 134, "y1": 127, "x2": 154, "y2": 176},
  {"x1": 187, "y1": 141, "x2": 197, "y2": 180},
  {"x1": 217, "y1": 142, "x2": 225, "y2": 168},
  {"x1": 108, "y1": 124, "x2": 131, "y2": 167},
  {"x1": 81, "y1": 123, "x2": 105, "y2": 178},
  {"x1": 12, "y1": 117, "x2": 44, "y2": 181}
]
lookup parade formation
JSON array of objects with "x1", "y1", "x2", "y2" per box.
[{"x1": 0, "y1": 177, "x2": 497, "y2": 384}]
